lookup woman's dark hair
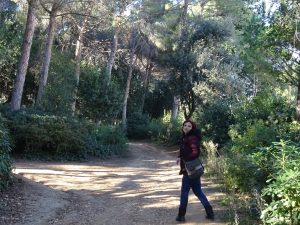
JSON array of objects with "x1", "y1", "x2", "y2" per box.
[{"x1": 183, "y1": 118, "x2": 196, "y2": 129}]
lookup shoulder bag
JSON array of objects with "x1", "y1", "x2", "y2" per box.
[{"x1": 184, "y1": 157, "x2": 204, "y2": 179}]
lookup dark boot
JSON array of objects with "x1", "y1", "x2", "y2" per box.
[
  {"x1": 176, "y1": 207, "x2": 186, "y2": 222},
  {"x1": 205, "y1": 205, "x2": 214, "y2": 220}
]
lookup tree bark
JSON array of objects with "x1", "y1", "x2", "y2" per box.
[
  {"x1": 296, "y1": 79, "x2": 300, "y2": 121},
  {"x1": 171, "y1": 0, "x2": 189, "y2": 120},
  {"x1": 122, "y1": 48, "x2": 136, "y2": 131},
  {"x1": 171, "y1": 96, "x2": 180, "y2": 121},
  {"x1": 140, "y1": 60, "x2": 153, "y2": 112},
  {"x1": 177, "y1": 0, "x2": 189, "y2": 49},
  {"x1": 10, "y1": 0, "x2": 36, "y2": 111},
  {"x1": 36, "y1": 9, "x2": 57, "y2": 104},
  {"x1": 71, "y1": 19, "x2": 87, "y2": 115},
  {"x1": 106, "y1": 29, "x2": 119, "y2": 84}
]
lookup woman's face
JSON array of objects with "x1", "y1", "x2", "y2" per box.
[{"x1": 182, "y1": 122, "x2": 193, "y2": 134}]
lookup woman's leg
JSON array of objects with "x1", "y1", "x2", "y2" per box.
[
  {"x1": 179, "y1": 175, "x2": 191, "y2": 209},
  {"x1": 176, "y1": 175, "x2": 191, "y2": 221},
  {"x1": 191, "y1": 178, "x2": 214, "y2": 219},
  {"x1": 190, "y1": 178, "x2": 210, "y2": 207}
]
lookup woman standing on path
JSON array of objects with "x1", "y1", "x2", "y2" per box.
[{"x1": 176, "y1": 118, "x2": 214, "y2": 222}]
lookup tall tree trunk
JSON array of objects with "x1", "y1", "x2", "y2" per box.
[
  {"x1": 179, "y1": 0, "x2": 189, "y2": 41},
  {"x1": 171, "y1": 96, "x2": 180, "y2": 121},
  {"x1": 253, "y1": 74, "x2": 257, "y2": 97},
  {"x1": 10, "y1": 0, "x2": 36, "y2": 111},
  {"x1": 106, "y1": 29, "x2": 119, "y2": 84},
  {"x1": 177, "y1": 0, "x2": 189, "y2": 49},
  {"x1": 296, "y1": 79, "x2": 300, "y2": 121},
  {"x1": 71, "y1": 19, "x2": 87, "y2": 115},
  {"x1": 171, "y1": 0, "x2": 189, "y2": 120},
  {"x1": 36, "y1": 9, "x2": 57, "y2": 104},
  {"x1": 140, "y1": 61, "x2": 153, "y2": 112},
  {"x1": 122, "y1": 48, "x2": 136, "y2": 131}
]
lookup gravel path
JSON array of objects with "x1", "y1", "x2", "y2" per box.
[{"x1": 9, "y1": 142, "x2": 227, "y2": 225}]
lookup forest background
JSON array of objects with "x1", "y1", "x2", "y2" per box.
[{"x1": 0, "y1": 0, "x2": 300, "y2": 224}]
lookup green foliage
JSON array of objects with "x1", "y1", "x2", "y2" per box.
[
  {"x1": 222, "y1": 153, "x2": 264, "y2": 192},
  {"x1": 1, "y1": 108, "x2": 128, "y2": 160},
  {"x1": 214, "y1": 90, "x2": 299, "y2": 223},
  {"x1": 252, "y1": 141, "x2": 300, "y2": 184},
  {"x1": 261, "y1": 170, "x2": 300, "y2": 225},
  {"x1": 231, "y1": 90, "x2": 293, "y2": 133},
  {"x1": 127, "y1": 112, "x2": 150, "y2": 139},
  {"x1": 143, "y1": 81, "x2": 173, "y2": 118},
  {"x1": 237, "y1": 3, "x2": 274, "y2": 79},
  {"x1": 0, "y1": 114, "x2": 13, "y2": 190},
  {"x1": 220, "y1": 119, "x2": 277, "y2": 192},
  {"x1": 261, "y1": 0, "x2": 300, "y2": 87},
  {"x1": 0, "y1": 18, "x2": 23, "y2": 103},
  {"x1": 78, "y1": 66, "x2": 122, "y2": 122},
  {"x1": 229, "y1": 120, "x2": 277, "y2": 154},
  {"x1": 6, "y1": 111, "x2": 88, "y2": 160},
  {"x1": 86, "y1": 125, "x2": 128, "y2": 158},
  {"x1": 259, "y1": 141, "x2": 300, "y2": 225},
  {"x1": 276, "y1": 121, "x2": 300, "y2": 143},
  {"x1": 191, "y1": 19, "x2": 232, "y2": 45},
  {"x1": 148, "y1": 119, "x2": 167, "y2": 141},
  {"x1": 148, "y1": 117, "x2": 182, "y2": 145},
  {"x1": 41, "y1": 50, "x2": 76, "y2": 115},
  {"x1": 126, "y1": 112, "x2": 183, "y2": 144},
  {"x1": 196, "y1": 100, "x2": 232, "y2": 147}
]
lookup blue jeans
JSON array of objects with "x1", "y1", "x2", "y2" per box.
[{"x1": 179, "y1": 175, "x2": 211, "y2": 209}]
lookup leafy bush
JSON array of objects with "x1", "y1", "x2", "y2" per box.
[
  {"x1": 222, "y1": 153, "x2": 264, "y2": 192},
  {"x1": 148, "y1": 119, "x2": 168, "y2": 141},
  {"x1": 78, "y1": 66, "x2": 122, "y2": 123},
  {"x1": 127, "y1": 112, "x2": 151, "y2": 139},
  {"x1": 229, "y1": 120, "x2": 277, "y2": 154},
  {"x1": 2, "y1": 109, "x2": 128, "y2": 160},
  {"x1": 41, "y1": 50, "x2": 76, "y2": 115},
  {"x1": 0, "y1": 114, "x2": 13, "y2": 190},
  {"x1": 275, "y1": 121, "x2": 300, "y2": 143},
  {"x1": 148, "y1": 118, "x2": 182, "y2": 145},
  {"x1": 231, "y1": 91, "x2": 293, "y2": 134},
  {"x1": 0, "y1": 18, "x2": 22, "y2": 103},
  {"x1": 259, "y1": 141, "x2": 300, "y2": 225},
  {"x1": 86, "y1": 125, "x2": 128, "y2": 158},
  {"x1": 196, "y1": 100, "x2": 232, "y2": 147},
  {"x1": 6, "y1": 111, "x2": 88, "y2": 160},
  {"x1": 219, "y1": 120, "x2": 278, "y2": 192}
]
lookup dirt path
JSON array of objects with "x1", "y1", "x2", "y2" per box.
[{"x1": 9, "y1": 142, "x2": 227, "y2": 225}]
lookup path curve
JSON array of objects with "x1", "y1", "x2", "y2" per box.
[{"x1": 11, "y1": 142, "x2": 226, "y2": 225}]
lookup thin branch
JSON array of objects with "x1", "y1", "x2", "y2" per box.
[{"x1": 56, "y1": 11, "x2": 98, "y2": 19}]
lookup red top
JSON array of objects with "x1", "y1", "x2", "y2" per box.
[{"x1": 178, "y1": 129, "x2": 201, "y2": 175}]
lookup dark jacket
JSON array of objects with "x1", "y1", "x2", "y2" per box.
[{"x1": 178, "y1": 128, "x2": 201, "y2": 175}]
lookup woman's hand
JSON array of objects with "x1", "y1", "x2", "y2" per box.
[{"x1": 176, "y1": 158, "x2": 180, "y2": 165}]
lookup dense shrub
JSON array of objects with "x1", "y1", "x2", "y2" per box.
[
  {"x1": 0, "y1": 114, "x2": 13, "y2": 190},
  {"x1": 220, "y1": 120, "x2": 277, "y2": 192},
  {"x1": 148, "y1": 118, "x2": 182, "y2": 145},
  {"x1": 6, "y1": 112, "x2": 88, "y2": 160},
  {"x1": 148, "y1": 119, "x2": 168, "y2": 141},
  {"x1": 41, "y1": 50, "x2": 76, "y2": 115},
  {"x1": 127, "y1": 112, "x2": 151, "y2": 139},
  {"x1": 195, "y1": 101, "x2": 232, "y2": 147},
  {"x1": 3, "y1": 110, "x2": 128, "y2": 160},
  {"x1": 275, "y1": 121, "x2": 300, "y2": 143},
  {"x1": 86, "y1": 125, "x2": 128, "y2": 158},
  {"x1": 231, "y1": 91, "x2": 294, "y2": 134},
  {"x1": 222, "y1": 153, "x2": 265, "y2": 192},
  {"x1": 0, "y1": 17, "x2": 22, "y2": 103},
  {"x1": 229, "y1": 120, "x2": 277, "y2": 154},
  {"x1": 258, "y1": 141, "x2": 300, "y2": 225},
  {"x1": 78, "y1": 66, "x2": 123, "y2": 123}
]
